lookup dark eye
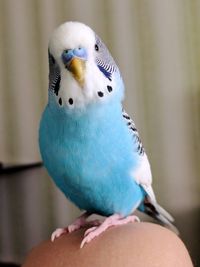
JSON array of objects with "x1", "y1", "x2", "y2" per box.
[
  {"x1": 95, "y1": 44, "x2": 99, "y2": 51},
  {"x1": 64, "y1": 49, "x2": 70, "y2": 53}
]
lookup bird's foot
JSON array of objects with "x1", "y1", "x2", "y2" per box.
[
  {"x1": 51, "y1": 212, "x2": 102, "y2": 242},
  {"x1": 80, "y1": 214, "x2": 140, "y2": 248}
]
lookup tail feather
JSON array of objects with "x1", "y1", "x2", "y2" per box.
[
  {"x1": 154, "y1": 212, "x2": 180, "y2": 235},
  {"x1": 155, "y1": 203, "x2": 174, "y2": 223},
  {"x1": 144, "y1": 200, "x2": 179, "y2": 235}
]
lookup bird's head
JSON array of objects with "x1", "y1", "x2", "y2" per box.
[{"x1": 48, "y1": 21, "x2": 124, "y2": 110}]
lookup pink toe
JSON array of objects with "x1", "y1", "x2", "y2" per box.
[
  {"x1": 68, "y1": 224, "x2": 79, "y2": 233},
  {"x1": 84, "y1": 226, "x2": 97, "y2": 237}
]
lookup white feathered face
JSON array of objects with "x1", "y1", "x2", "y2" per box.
[{"x1": 48, "y1": 22, "x2": 120, "y2": 109}]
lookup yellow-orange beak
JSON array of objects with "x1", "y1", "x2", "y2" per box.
[{"x1": 67, "y1": 58, "x2": 85, "y2": 88}]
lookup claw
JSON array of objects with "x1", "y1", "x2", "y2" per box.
[
  {"x1": 51, "y1": 228, "x2": 67, "y2": 242},
  {"x1": 81, "y1": 231, "x2": 99, "y2": 248}
]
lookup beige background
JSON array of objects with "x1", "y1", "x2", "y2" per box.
[{"x1": 0, "y1": 0, "x2": 200, "y2": 264}]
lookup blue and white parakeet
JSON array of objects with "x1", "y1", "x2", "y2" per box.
[{"x1": 39, "y1": 21, "x2": 178, "y2": 248}]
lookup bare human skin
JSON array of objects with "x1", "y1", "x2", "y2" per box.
[{"x1": 22, "y1": 222, "x2": 193, "y2": 267}]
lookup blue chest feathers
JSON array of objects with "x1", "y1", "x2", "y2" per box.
[{"x1": 39, "y1": 101, "x2": 144, "y2": 216}]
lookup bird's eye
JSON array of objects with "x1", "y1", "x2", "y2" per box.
[
  {"x1": 64, "y1": 49, "x2": 70, "y2": 54},
  {"x1": 95, "y1": 44, "x2": 99, "y2": 51}
]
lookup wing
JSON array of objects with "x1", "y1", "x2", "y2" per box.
[
  {"x1": 122, "y1": 109, "x2": 156, "y2": 202},
  {"x1": 122, "y1": 109, "x2": 145, "y2": 156},
  {"x1": 122, "y1": 109, "x2": 177, "y2": 230}
]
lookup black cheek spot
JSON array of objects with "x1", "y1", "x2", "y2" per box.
[
  {"x1": 68, "y1": 98, "x2": 74, "y2": 105},
  {"x1": 97, "y1": 91, "x2": 104, "y2": 97},
  {"x1": 59, "y1": 97, "x2": 62, "y2": 106},
  {"x1": 107, "y1": 85, "x2": 113, "y2": 92}
]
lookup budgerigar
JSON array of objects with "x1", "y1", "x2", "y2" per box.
[{"x1": 39, "y1": 21, "x2": 178, "y2": 248}]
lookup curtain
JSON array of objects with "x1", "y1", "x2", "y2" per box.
[{"x1": 0, "y1": 0, "x2": 200, "y2": 264}]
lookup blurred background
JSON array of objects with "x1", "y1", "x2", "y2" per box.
[{"x1": 0, "y1": 0, "x2": 200, "y2": 265}]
